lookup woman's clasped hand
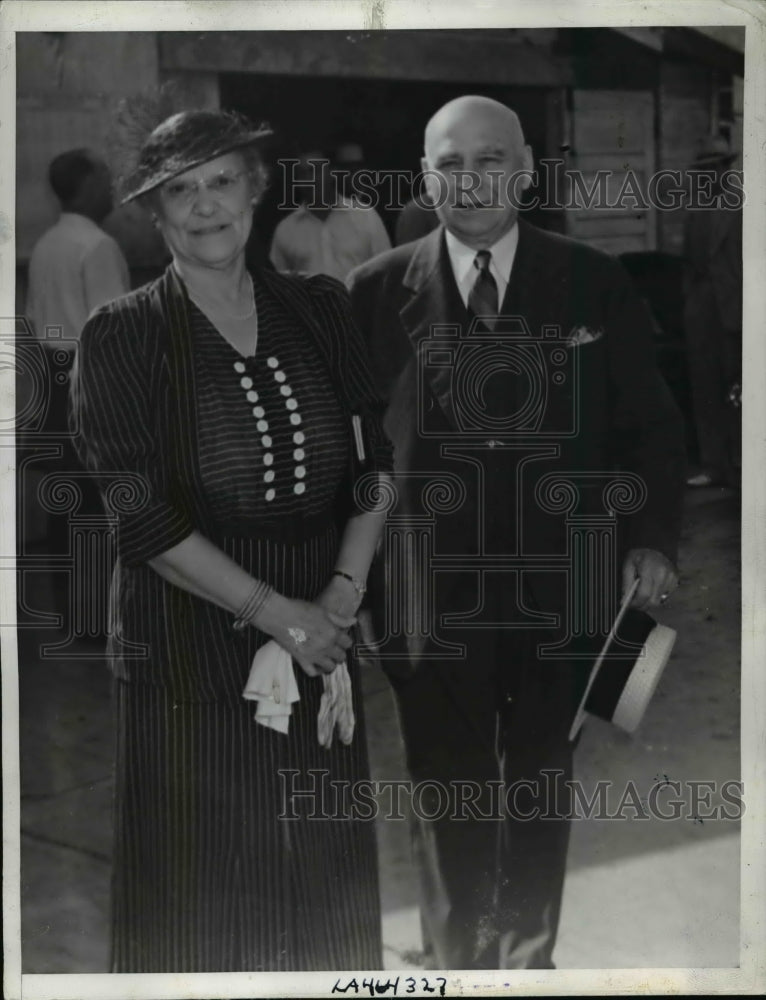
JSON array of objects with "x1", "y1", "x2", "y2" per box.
[{"x1": 254, "y1": 592, "x2": 356, "y2": 676}]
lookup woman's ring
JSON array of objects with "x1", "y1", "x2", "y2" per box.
[
  {"x1": 660, "y1": 592, "x2": 669, "y2": 605},
  {"x1": 288, "y1": 627, "x2": 308, "y2": 646}
]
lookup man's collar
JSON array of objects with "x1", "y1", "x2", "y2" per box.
[{"x1": 444, "y1": 223, "x2": 519, "y2": 286}]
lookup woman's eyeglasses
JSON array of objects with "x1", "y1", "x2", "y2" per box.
[{"x1": 161, "y1": 170, "x2": 246, "y2": 207}]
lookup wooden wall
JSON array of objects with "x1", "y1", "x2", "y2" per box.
[
  {"x1": 15, "y1": 28, "x2": 738, "y2": 274},
  {"x1": 16, "y1": 33, "x2": 167, "y2": 267}
]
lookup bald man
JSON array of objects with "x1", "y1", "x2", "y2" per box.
[{"x1": 348, "y1": 97, "x2": 685, "y2": 969}]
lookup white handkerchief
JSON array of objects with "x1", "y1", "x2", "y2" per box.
[{"x1": 242, "y1": 640, "x2": 300, "y2": 735}]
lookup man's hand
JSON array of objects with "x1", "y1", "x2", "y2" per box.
[{"x1": 622, "y1": 548, "x2": 679, "y2": 610}]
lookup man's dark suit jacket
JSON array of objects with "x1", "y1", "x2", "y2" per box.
[{"x1": 348, "y1": 221, "x2": 686, "y2": 679}]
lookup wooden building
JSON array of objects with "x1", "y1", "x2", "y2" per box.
[{"x1": 16, "y1": 26, "x2": 744, "y2": 278}]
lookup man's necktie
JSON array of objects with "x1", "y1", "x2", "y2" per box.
[{"x1": 467, "y1": 249, "x2": 499, "y2": 330}]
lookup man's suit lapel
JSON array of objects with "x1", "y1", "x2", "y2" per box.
[
  {"x1": 399, "y1": 227, "x2": 468, "y2": 430},
  {"x1": 499, "y1": 219, "x2": 547, "y2": 318}
]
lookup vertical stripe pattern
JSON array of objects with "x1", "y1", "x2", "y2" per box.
[
  {"x1": 69, "y1": 265, "x2": 393, "y2": 972},
  {"x1": 111, "y1": 520, "x2": 381, "y2": 972}
]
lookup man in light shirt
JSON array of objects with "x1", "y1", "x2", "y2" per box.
[
  {"x1": 23, "y1": 149, "x2": 129, "y2": 559},
  {"x1": 27, "y1": 148, "x2": 129, "y2": 348},
  {"x1": 270, "y1": 148, "x2": 390, "y2": 282},
  {"x1": 348, "y1": 96, "x2": 685, "y2": 969}
]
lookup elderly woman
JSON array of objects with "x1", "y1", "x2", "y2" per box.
[{"x1": 70, "y1": 109, "x2": 393, "y2": 972}]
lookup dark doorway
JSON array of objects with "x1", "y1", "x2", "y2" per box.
[{"x1": 220, "y1": 73, "x2": 561, "y2": 246}]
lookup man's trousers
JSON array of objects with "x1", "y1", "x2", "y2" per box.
[{"x1": 388, "y1": 607, "x2": 578, "y2": 970}]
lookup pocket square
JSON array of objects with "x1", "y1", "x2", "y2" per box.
[{"x1": 567, "y1": 325, "x2": 604, "y2": 347}]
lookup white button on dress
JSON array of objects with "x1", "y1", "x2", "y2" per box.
[{"x1": 232, "y1": 350, "x2": 311, "y2": 507}]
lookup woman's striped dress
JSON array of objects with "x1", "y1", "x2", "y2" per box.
[{"x1": 104, "y1": 277, "x2": 382, "y2": 971}]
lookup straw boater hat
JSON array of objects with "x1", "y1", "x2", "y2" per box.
[
  {"x1": 568, "y1": 580, "x2": 677, "y2": 741},
  {"x1": 119, "y1": 109, "x2": 273, "y2": 205}
]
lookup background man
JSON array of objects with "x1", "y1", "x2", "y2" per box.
[
  {"x1": 270, "y1": 147, "x2": 390, "y2": 281},
  {"x1": 348, "y1": 95, "x2": 685, "y2": 969},
  {"x1": 332, "y1": 137, "x2": 367, "y2": 201},
  {"x1": 395, "y1": 191, "x2": 439, "y2": 246},
  {"x1": 27, "y1": 148, "x2": 129, "y2": 348},
  {"x1": 23, "y1": 147, "x2": 129, "y2": 604},
  {"x1": 682, "y1": 134, "x2": 743, "y2": 489}
]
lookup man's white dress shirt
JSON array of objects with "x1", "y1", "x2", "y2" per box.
[
  {"x1": 270, "y1": 197, "x2": 391, "y2": 283},
  {"x1": 444, "y1": 223, "x2": 519, "y2": 310},
  {"x1": 27, "y1": 212, "x2": 130, "y2": 344}
]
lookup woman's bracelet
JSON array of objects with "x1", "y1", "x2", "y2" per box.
[
  {"x1": 232, "y1": 580, "x2": 275, "y2": 631},
  {"x1": 332, "y1": 569, "x2": 367, "y2": 598}
]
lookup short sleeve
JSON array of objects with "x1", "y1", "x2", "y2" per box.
[{"x1": 70, "y1": 302, "x2": 195, "y2": 566}]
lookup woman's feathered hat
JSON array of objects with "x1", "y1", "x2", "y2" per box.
[{"x1": 112, "y1": 89, "x2": 272, "y2": 205}]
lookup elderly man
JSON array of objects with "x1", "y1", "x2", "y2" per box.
[{"x1": 348, "y1": 96, "x2": 685, "y2": 969}]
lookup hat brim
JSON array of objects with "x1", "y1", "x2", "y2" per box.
[
  {"x1": 569, "y1": 622, "x2": 676, "y2": 741},
  {"x1": 120, "y1": 126, "x2": 273, "y2": 205}
]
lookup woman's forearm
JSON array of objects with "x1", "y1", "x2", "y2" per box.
[
  {"x1": 148, "y1": 529, "x2": 355, "y2": 673},
  {"x1": 332, "y1": 473, "x2": 393, "y2": 584},
  {"x1": 148, "y1": 530, "x2": 259, "y2": 615}
]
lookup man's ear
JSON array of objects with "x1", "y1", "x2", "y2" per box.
[
  {"x1": 420, "y1": 156, "x2": 442, "y2": 206},
  {"x1": 517, "y1": 144, "x2": 535, "y2": 192}
]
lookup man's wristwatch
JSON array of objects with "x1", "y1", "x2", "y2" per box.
[{"x1": 332, "y1": 569, "x2": 367, "y2": 598}]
